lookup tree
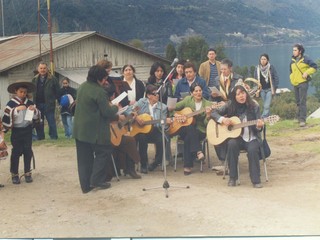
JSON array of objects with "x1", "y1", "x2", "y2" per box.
[
  {"x1": 177, "y1": 36, "x2": 209, "y2": 68},
  {"x1": 214, "y1": 43, "x2": 227, "y2": 61},
  {"x1": 128, "y1": 39, "x2": 144, "y2": 50},
  {"x1": 165, "y1": 43, "x2": 177, "y2": 61}
]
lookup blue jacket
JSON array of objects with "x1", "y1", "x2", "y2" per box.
[{"x1": 173, "y1": 76, "x2": 210, "y2": 100}]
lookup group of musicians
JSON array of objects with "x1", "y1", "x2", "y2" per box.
[{"x1": 74, "y1": 54, "x2": 268, "y2": 193}]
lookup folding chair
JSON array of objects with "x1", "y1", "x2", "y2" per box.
[
  {"x1": 223, "y1": 143, "x2": 269, "y2": 185},
  {"x1": 174, "y1": 137, "x2": 211, "y2": 172},
  {"x1": 111, "y1": 154, "x2": 120, "y2": 181}
]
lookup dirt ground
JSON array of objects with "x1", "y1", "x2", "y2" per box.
[{"x1": 0, "y1": 125, "x2": 320, "y2": 238}]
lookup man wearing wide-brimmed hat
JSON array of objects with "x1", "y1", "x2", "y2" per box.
[
  {"x1": 2, "y1": 81, "x2": 41, "y2": 184},
  {"x1": 32, "y1": 61, "x2": 60, "y2": 140}
]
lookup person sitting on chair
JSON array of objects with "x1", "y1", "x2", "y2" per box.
[
  {"x1": 170, "y1": 82, "x2": 213, "y2": 175},
  {"x1": 129, "y1": 84, "x2": 172, "y2": 174},
  {"x1": 208, "y1": 84, "x2": 264, "y2": 188}
]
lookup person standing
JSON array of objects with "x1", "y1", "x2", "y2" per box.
[
  {"x1": 121, "y1": 64, "x2": 145, "y2": 106},
  {"x1": 2, "y1": 81, "x2": 41, "y2": 184},
  {"x1": 198, "y1": 48, "x2": 221, "y2": 87},
  {"x1": 254, "y1": 53, "x2": 279, "y2": 118},
  {"x1": 211, "y1": 58, "x2": 243, "y2": 102},
  {"x1": 58, "y1": 77, "x2": 77, "y2": 139},
  {"x1": 73, "y1": 65, "x2": 118, "y2": 193},
  {"x1": 290, "y1": 43, "x2": 317, "y2": 127},
  {"x1": 32, "y1": 61, "x2": 60, "y2": 140}
]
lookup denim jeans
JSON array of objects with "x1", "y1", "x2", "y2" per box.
[
  {"x1": 260, "y1": 88, "x2": 273, "y2": 118},
  {"x1": 294, "y1": 82, "x2": 308, "y2": 122},
  {"x1": 61, "y1": 114, "x2": 73, "y2": 138},
  {"x1": 35, "y1": 103, "x2": 58, "y2": 140}
]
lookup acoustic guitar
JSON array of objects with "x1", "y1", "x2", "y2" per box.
[
  {"x1": 129, "y1": 113, "x2": 162, "y2": 137},
  {"x1": 167, "y1": 102, "x2": 224, "y2": 136},
  {"x1": 110, "y1": 113, "x2": 135, "y2": 146},
  {"x1": 206, "y1": 115, "x2": 280, "y2": 146}
]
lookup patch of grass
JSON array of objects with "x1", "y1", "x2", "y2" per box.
[{"x1": 4, "y1": 126, "x2": 75, "y2": 147}]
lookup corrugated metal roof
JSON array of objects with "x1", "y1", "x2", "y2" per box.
[
  {"x1": 0, "y1": 31, "x2": 170, "y2": 73},
  {"x1": 0, "y1": 31, "x2": 96, "y2": 72},
  {"x1": 56, "y1": 68, "x2": 122, "y2": 87}
]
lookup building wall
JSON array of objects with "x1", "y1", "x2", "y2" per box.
[{"x1": 1, "y1": 34, "x2": 167, "y2": 112}]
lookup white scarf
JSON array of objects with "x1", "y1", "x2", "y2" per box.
[{"x1": 258, "y1": 63, "x2": 270, "y2": 83}]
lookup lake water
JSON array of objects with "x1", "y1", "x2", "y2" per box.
[{"x1": 225, "y1": 44, "x2": 320, "y2": 92}]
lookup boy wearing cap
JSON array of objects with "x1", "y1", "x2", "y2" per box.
[{"x1": 2, "y1": 81, "x2": 41, "y2": 184}]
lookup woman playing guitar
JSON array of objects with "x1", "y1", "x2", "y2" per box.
[
  {"x1": 170, "y1": 82, "x2": 215, "y2": 175},
  {"x1": 207, "y1": 84, "x2": 264, "y2": 188}
]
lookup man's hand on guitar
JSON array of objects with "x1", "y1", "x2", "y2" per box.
[{"x1": 256, "y1": 119, "x2": 264, "y2": 128}]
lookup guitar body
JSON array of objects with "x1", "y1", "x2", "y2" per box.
[
  {"x1": 129, "y1": 113, "x2": 153, "y2": 137},
  {"x1": 167, "y1": 107, "x2": 194, "y2": 136},
  {"x1": 110, "y1": 122, "x2": 128, "y2": 146},
  {"x1": 207, "y1": 116, "x2": 242, "y2": 145}
]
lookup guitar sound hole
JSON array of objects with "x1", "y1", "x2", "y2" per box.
[{"x1": 227, "y1": 125, "x2": 233, "y2": 131}]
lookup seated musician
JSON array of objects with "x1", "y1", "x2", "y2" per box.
[
  {"x1": 170, "y1": 82, "x2": 213, "y2": 175},
  {"x1": 105, "y1": 84, "x2": 141, "y2": 179},
  {"x1": 208, "y1": 84, "x2": 264, "y2": 188},
  {"x1": 129, "y1": 84, "x2": 172, "y2": 174}
]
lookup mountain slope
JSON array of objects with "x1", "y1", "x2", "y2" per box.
[{"x1": 2, "y1": 0, "x2": 320, "y2": 53}]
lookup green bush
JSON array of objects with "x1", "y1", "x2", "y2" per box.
[{"x1": 256, "y1": 92, "x2": 320, "y2": 120}]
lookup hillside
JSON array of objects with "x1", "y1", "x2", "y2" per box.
[{"x1": 2, "y1": 0, "x2": 320, "y2": 54}]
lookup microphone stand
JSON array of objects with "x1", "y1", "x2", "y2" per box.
[{"x1": 142, "y1": 66, "x2": 190, "y2": 198}]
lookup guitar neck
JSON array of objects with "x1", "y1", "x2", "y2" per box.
[
  {"x1": 233, "y1": 119, "x2": 259, "y2": 130},
  {"x1": 184, "y1": 103, "x2": 222, "y2": 118},
  {"x1": 185, "y1": 108, "x2": 205, "y2": 118}
]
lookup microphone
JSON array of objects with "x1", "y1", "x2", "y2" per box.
[{"x1": 170, "y1": 58, "x2": 179, "y2": 67}]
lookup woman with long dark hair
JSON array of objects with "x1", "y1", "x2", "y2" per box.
[
  {"x1": 147, "y1": 62, "x2": 173, "y2": 104},
  {"x1": 254, "y1": 53, "x2": 279, "y2": 118},
  {"x1": 209, "y1": 85, "x2": 265, "y2": 188}
]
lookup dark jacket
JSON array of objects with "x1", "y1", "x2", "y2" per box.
[
  {"x1": 32, "y1": 73, "x2": 60, "y2": 112},
  {"x1": 120, "y1": 76, "x2": 145, "y2": 106},
  {"x1": 174, "y1": 76, "x2": 210, "y2": 100},
  {"x1": 73, "y1": 81, "x2": 118, "y2": 145},
  {"x1": 58, "y1": 86, "x2": 77, "y2": 114}
]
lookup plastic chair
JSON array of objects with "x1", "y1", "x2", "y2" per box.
[{"x1": 174, "y1": 137, "x2": 211, "y2": 172}]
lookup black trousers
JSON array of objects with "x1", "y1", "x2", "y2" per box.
[
  {"x1": 178, "y1": 125, "x2": 206, "y2": 168},
  {"x1": 75, "y1": 139, "x2": 113, "y2": 193},
  {"x1": 135, "y1": 128, "x2": 163, "y2": 168},
  {"x1": 10, "y1": 125, "x2": 33, "y2": 175},
  {"x1": 226, "y1": 137, "x2": 261, "y2": 184}
]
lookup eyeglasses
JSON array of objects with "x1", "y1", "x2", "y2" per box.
[{"x1": 150, "y1": 92, "x2": 159, "y2": 96}]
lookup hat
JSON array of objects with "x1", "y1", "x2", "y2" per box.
[{"x1": 7, "y1": 81, "x2": 36, "y2": 94}]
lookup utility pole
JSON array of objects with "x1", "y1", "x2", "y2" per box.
[
  {"x1": 1, "y1": 0, "x2": 4, "y2": 37},
  {"x1": 38, "y1": 0, "x2": 42, "y2": 60},
  {"x1": 47, "y1": 0, "x2": 54, "y2": 75}
]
